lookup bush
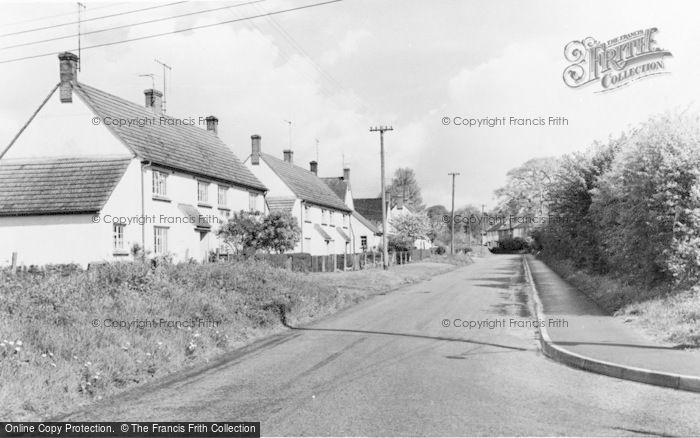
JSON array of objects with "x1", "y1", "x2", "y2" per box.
[
  {"x1": 435, "y1": 245, "x2": 446, "y2": 255},
  {"x1": 497, "y1": 236, "x2": 530, "y2": 251}
]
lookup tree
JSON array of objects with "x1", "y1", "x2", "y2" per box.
[
  {"x1": 217, "y1": 210, "x2": 301, "y2": 255},
  {"x1": 385, "y1": 168, "x2": 425, "y2": 211},
  {"x1": 216, "y1": 210, "x2": 263, "y2": 254},
  {"x1": 494, "y1": 157, "x2": 558, "y2": 218},
  {"x1": 426, "y1": 204, "x2": 449, "y2": 242},
  {"x1": 590, "y1": 112, "x2": 700, "y2": 285},
  {"x1": 389, "y1": 213, "x2": 430, "y2": 250},
  {"x1": 258, "y1": 211, "x2": 302, "y2": 254}
]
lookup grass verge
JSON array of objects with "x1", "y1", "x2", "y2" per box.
[
  {"x1": 540, "y1": 257, "x2": 700, "y2": 348},
  {"x1": 0, "y1": 257, "x2": 463, "y2": 421}
]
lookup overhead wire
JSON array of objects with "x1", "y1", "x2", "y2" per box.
[
  {"x1": 0, "y1": 0, "x2": 343, "y2": 65},
  {"x1": 0, "y1": 0, "x2": 268, "y2": 51}
]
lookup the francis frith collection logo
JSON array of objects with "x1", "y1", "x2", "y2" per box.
[{"x1": 563, "y1": 28, "x2": 672, "y2": 92}]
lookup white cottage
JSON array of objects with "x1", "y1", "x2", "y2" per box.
[
  {"x1": 0, "y1": 52, "x2": 266, "y2": 267},
  {"x1": 243, "y1": 137, "x2": 352, "y2": 256},
  {"x1": 320, "y1": 168, "x2": 381, "y2": 253}
]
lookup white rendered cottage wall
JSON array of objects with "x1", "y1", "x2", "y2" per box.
[
  {"x1": 3, "y1": 87, "x2": 131, "y2": 159},
  {"x1": 0, "y1": 214, "x2": 109, "y2": 267}
]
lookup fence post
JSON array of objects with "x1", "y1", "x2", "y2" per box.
[{"x1": 11, "y1": 252, "x2": 18, "y2": 274}]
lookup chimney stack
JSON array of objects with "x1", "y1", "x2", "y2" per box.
[
  {"x1": 283, "y1": 149, "x2": 293, "y2": 164},
  {"x1": 205, "y1": 116, "x2": 218, "y2": 135},
  {"x1": 144, "y1": 89, "x2": 163, "y2": 115},
  {"x1": 343, "y1": 167, "x2": 350, "y2": 183},
  {"x1": 251, "y1": 135, "x2": 261, "y2": 165},
  {"x1": 310, "y1": 161, "x2": 318, "y2": 175},
  {"x1": 58, "y1": 52, "x2": 78, "y2": 103}
]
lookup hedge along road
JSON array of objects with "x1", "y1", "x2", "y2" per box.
[{"x1": 62, "y1": 255, "x2": 700, "y2": 436}]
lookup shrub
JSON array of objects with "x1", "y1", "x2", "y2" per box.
[{"x1": 435, "y1": 246, "x2": 446, "y2": 255}]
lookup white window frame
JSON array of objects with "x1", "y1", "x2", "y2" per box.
[
  {"x1": 329, "y1": 211, "x2": 335, "y2": 226},
  {"x1": 198, "y1": 181, "x2": 209, "y2": 204},
  {"x1": 218, "y1": 186, "x2": 228, "y2": 207},
  {"x1": 343, "y1": 214, "x2": 349, "y2": 228},
  {"x1": 154, "y1": 226, "x2": 168, "y2": 254},
  {"x1": 113, "y1": 223, "x2": 125, "y2": 251},
  {"x1": 249, "y1": 192, "x2": 259, "y2": 212},
  {"x1": 152, "y1": 170, "x2": 168, "y2": 197},
  {"x1": 304, "y1": 205, "x2": 311, "y2": 223},
  {"x1": 322, "y1": 209, "x2": 328, "y2": 225}
]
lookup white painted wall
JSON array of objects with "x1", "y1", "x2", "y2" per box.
[
  {"x1": 0, "y1": 214, "x2": 110, "y2": 267},
  {"x1": 246, "y1": 157, "x2": 352, "y2": 256},
  {"x1": 3, "y1": 87, "x2": 132, "y2": 159}
]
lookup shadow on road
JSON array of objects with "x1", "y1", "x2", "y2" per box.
[{"x1": 281, "y1": 321, "x2": 528, "y2": 352}]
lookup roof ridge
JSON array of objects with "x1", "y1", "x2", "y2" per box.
[
  {"x1": 72, "y1": 82, "x2": 265, "y2": 191},
  {"x1": 0, "y1": 155, "x2": 132, "y2": 164}
]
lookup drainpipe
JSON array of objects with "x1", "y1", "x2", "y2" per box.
[
  {"x1": 349, "y1": 213, "x2": 356, "y2": 265},
  {"x1": 300, "y1": 201, "x2": 304, "y2": 253},
  {"x1": 141, "y1": 161, "x2": 150, "y2": 256}
]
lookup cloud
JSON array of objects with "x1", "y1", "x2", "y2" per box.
[{"x1": 322, "y1": 28, "x2": 372, "y2": 65}]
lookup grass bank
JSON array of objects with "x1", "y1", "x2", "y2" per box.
[
  {"x1": 0, "y1": 256, "x2": 465, "y2": 421},
  {"x1": 540, "y1": 257, "x2": 700, "y2": 348}
]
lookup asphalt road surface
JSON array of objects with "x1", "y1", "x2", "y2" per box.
[{"x1": 66, "y1": 255, "x2": 700, "y2": 436}]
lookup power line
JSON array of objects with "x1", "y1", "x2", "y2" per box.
[
  {"x1": 0, "y1": 1, "x2": 188, "y2": 38},
  {"x1": 0, "y1": 0, "x2": 343, "y2": 65},
  {"x1": 0, "y1": 0, "x2": 267, "y2": 51},
  {"x1": 0, "y1": 2, "x2": 126, "y2": 28}
]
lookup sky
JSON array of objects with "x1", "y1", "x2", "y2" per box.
[{"x1": 1, "y1": 0, "x2": 699, "y2": 210}]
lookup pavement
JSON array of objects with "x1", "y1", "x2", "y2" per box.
[
  {"x1": 62, "y1": 256, "x2": 700, "y2": 436},
  {"x1": 524, "y1": 254, "x2": 700, "y2": 392}
]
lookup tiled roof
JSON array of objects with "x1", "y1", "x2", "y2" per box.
[
  {"x1": 74, "y1": 83, "x2": 266, "y2": 191},
  {"x1": 266, "y1": 196, "x2": 296, "y2": 214},
  {"x1": 352, "y1": 211, "x2": 380, "y2": 234},
  {"x1": 320, "y1": 177, "x2": 348, "y2": 200},
  {"x1": 353, "y1": 198, "x2": 384, "y2": 224},
  {"x1": 261, "y1": 154, "x2": 350, "y2": 212},
  {"x1": 0, "y1": 156, "x2": 131, "y2": 215}
]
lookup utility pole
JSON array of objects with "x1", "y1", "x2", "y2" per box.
[
  {"x1": 154, "y1": 59, "x2": 172, "y2": 113},
  {"x1": 370, "y1": 125, "x2": 393, "y2": 270},
  {"x1": 481, "y1": 203, "x2": 486, "y2": 255},
  {"x1": 448, "y1": 172, "x2": 460, "y2": 255}
]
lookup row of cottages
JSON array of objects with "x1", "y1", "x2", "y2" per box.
[
  {"x1": 0, "y1": 51, "x2": 381, "y2": 267},
  {"x1": 353, "y1": 197, "x2": 431, "y2": 249},
  {"x1": 0, "y1": 52, "x2": 267, "y2": 267},
  {"x1": 242, "y1": 138, "x2": 381, "y2": 256},
  {"x1": 484, "y1": 220, "x2": 529, "y2": 247}
]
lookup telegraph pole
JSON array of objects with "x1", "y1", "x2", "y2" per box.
[
  {"x1": 370, "y1": 125, "x2": 393, "y2": 270},
  {"x1": 448, "y1": 172, "x2": 460, "y2": 255}
]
